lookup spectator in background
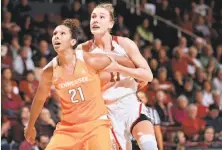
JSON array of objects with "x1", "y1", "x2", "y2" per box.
[
  {"x1": 173, "y1": 36, "x2": 188, "y2": 54},
  {"x1": 171, "y1": 95, "x2": 189, "y2": 126},
  {"x1": 14, "y1": 0, "x2": 32, "y2": 25},
  {"x1": 2, "y1": 11, "x2": 20, "y2": 32},
  {"x1": 171, "y1": 47, "x2": 197, "y2": 76},
  {"x1": 188, "y1": 46, "x2": 202, "y2": 77},
  {"x1": 158, "y1": 48, "x2": 169, "y2": 68},
  {"x1": 115, "y1": 15, "x2": 129, "y2": 37},
  {"x1": 171, "y1": 131, "x2": 186, "y2": 150},
  {"x1": 172, "y1": 71, "x2": 184, "y2": 97},
  {"x1": 32, "y1": 40, "x2": 54, "y2": 66},
  {"x1": 9, "y1": 36, "x2": 21, "y2": 59},
  {"x1": 204, "y1": 104, "x2": 222, "y2": 139},
  {"x1": 202, "y1": 80, "x2": 214, "y2": 107},
  {"x1": 36, "y1": 108, "x2": 56, "y2": 137},
  {"x1": 154, "y1": 90, "x2": 172, "y2": 125},
  {"x1": 69, "y1": 0, "x2": 84, "y2": 20},
  {"x1": 182, "y1": 77, "x2": 196, "y2": 103},
  {"x1": 195, "y1": 90, "x2": 209, "y2": 119},
  {"x1": 194, "y1": 68, "x2": 207, "y2": 90},
  {"x1": 151, "y1": 38, "x2": 162, "y2": 60},
  {"x1": 215, "y1": 45, "x2": 222, "y2": 64},
  {"x1": 13, "y1": 47, "x2": 35, "y2": 77},
  {"x1": 199, "y1": 127, "x2": 215, "y2": 148},
  {"x1": 29, "y1": 134, "x2": 50, "y2": 150},
  {"x1": 194, "y1": 16, "x2": 211, "y2": 38},
  {"x1": 19, "y1": 71, "x2": 39, "y2": 102},
  {"x1": 22, "y1": 34, "x2": 33, "y2": 58},
  {"x1": 133, "y1": 33, "x2": 145, "y2": 49},
  {"x1": 2, "y1": 82, "x2": 24, "y2": 116},
  {"x1": 212, "y1": 90, "x2": 222, "y2": 114},
  {"x1": 33, "y1": 57, "x2": 48, "y2": 81},
  {"x1": 213, "y1": 69, "x2": 222, "y2": 93},
  {"x1": 182, "y1": 104, "x2": 206, "y2": 141},
  {"x1": 136, "y1": 18, "x2": 154, "y2": 44},
  {"x1": 180, "y1": 12, "x2": 193, "y2": 32},
  {"x1": 1, "y1": 68, "x2": 19, "y2": 94}
]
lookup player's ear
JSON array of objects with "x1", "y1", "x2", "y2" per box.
[
  {"x1": 108, "y1": 20, "x2": 114, "y2": 29},
  {"x1": 71, "y1": 39, "x2": 77, "y2": 47}
]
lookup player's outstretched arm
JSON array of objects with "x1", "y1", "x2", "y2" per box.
[
  {"x1": 114, "y1": 37, "x2": 153, "y2": 84},
  {"x1": 24, "y1": 62, "x2": 53, "y2": 144}
]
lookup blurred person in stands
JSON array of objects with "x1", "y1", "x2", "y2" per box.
[
  {"x1": 200, "y1": 44, "x2": 219, "y2": 69},
  {"x1": 133, "y1": 33, "x2": 145, "y2": 49},
  {"x1": 32, "y1": 40, "x2": 54, "y2": 66},
  {"x1": 173, "y1": 36, "x2": 188, "y2": 53},
  {"x1": 14, "y1": 0, "x2": 32, "y2": 24},
  {"x1": 36, "y1": 108, "x2": 56, "y2": 138},
  {"x1": 180, "y1": 12, "x2": 193, "y2": 32},
  {"x1": 19, "y1": 71, "x2": 39, "y2": 103},
  {"x1": 171, "y1": 131, "x2": 186, "y2": 150},
  {"x1": 147, "y1": 78, "x2": 160, "y2": 105},
  {"x1": 2, "y1": 11, "x2": 21, "y2": 32},
  {"x1": 202, "y1": 80, "x2": 214, "y2": 107},
  {"x1": 188, "y1": 46, "x2": 202, "y2": 77},
  {"x1": 13, "y1": 47, "x2": 35, "y2": 78},
  {"x1": 199, "y1": 127, "x2": 215, "y2": 148},
  {"x1": 215, "y1": 45, "x2": 222, "y2": 64},
  {"x1": 182, "y1": 77, "x2": 196, "y2": 103},
  {"x1": 149, "y1": 58, "x2": 159, "y2": 77},
  {"x1": 1, "y1": 68, "x2": 19, "y2": 94},
  {"x1": 212, "y1": 90, "x2": 222, "y2": 114},
  {"x1": 213, "y1": 69, "x2": 222, "y2": 93},
  {"x1": 154, "y1": 90, "x2": 172, "y2": 125},
  {"x1": 172, "y1": 71, "x2": 184, "y2": 97},
  {"x1": 31, "y1": 134, "x2": 50, "y2": 150},
  {"x1": 182, "y1": 104, "x2": 206, "y2": 141},
  {"x1": 194, "y1": 16, "x2": 211, "y2": 38},
  {"x1": 158, "y1": 48, "x2": 170, "y2": 68},
  {"x1": 33, "y1": 57, "x2": 48, "y2": 81},
  {"x1": 2, "y1": 81, "x2": 24, "y2": 116},
  {"x1": 115, "y1": 14, "x2": 129, "y2": 37},
  {"x1": 171, "y1": 47, "x2": 197, "y2": 76},
  {"x1": 194, "y1": 68, "x2": 207, "y2": 90},
  {"x1": 22, "y1": 34, "x2": 33, "y2": 59},
  {"x1": 137, "y1": 91, "x2": 163, "y2": 150},
  {"x1": 136, "y1": 18, "x2": 154, "y2": 44},
  {"x1": 171, "y1": 95, "x2": 189, "y2": 126},
  {"x1": 9, "y1": 36, "x2": 21, "y2": 59},
  {"x1": 204, "y1": 104, "x2": 222, "y2": 140},
  {"x1": 195, "y1": 90, "x2": 209, "y2": 119},
  {"x1": 151, "y1": 39, "x2": 162, "y2": 60}
]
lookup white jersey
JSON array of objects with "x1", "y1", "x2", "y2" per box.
[{"x1": 91, "y1": 40, "x2": 138, "y2": 100}]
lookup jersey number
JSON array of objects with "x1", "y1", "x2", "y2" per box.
[{"x1": 68, "y1": 87, "x2": 85, "y2": 103}]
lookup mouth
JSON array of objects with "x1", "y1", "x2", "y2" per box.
[
  {"x1": 54, "y1": 41, "x2": 61, "y2": 46},
  {"x1": 92, "y1": 25, "x2": 100, "y2": 29}
]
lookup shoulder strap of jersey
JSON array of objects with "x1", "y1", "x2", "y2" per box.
[
  {"x1": 112, "y1": 36, "x2": 119, "y2": 44},
  {"x1": 82, "y1": 40, "x2": 93, "y2": 52}
]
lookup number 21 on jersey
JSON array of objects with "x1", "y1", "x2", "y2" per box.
[{"x1": 68, "y1": 87, "x2": 85, "y2": 103}]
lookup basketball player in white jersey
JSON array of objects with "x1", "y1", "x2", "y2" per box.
[{"x1": 77, "y1": 3, "x2": 157, "y2": 150}]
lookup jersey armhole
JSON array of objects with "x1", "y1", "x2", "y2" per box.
[{"x1": 113, "y1": 36, "x2": 119, "y2": 44}]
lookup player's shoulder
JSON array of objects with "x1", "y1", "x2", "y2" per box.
[
  {"x1": 77, "y1": 40, "x2": 93, "y2": 52},
  {"x1": 114, "y1": 36, "x2": 136, "y2": 51},
  {"x1": 41, "y1": 58, "x2": 54, "y2": 79}
]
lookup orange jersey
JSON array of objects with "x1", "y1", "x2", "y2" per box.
[{"x1": 51, "y1": 51, "x2": 108, "y2": 125}]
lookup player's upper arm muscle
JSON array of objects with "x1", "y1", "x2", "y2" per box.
[
  {"x1": 118, "y1": 37, "x2": 149, "y2": 69},
  {"x1": 35, "y1": 62, "x2": 53, "y2": 101},
  {"x1": 83, "y1": 52, "x2": 111, "y2": 72}
]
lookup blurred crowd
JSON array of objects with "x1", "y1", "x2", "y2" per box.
[{"x1": 1, "y1": 0, "x2": 222, "y2": 150}]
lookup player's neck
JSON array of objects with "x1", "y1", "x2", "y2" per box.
[
  {"x1": 57, "y1": 49, "x2": 76, "y2": 66},
  {"x1": 94, "y1": 32, "x2": 112, "y2": 50}
]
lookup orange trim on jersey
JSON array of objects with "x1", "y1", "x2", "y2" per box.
[{"x1": 113, "y1": 36, "x2": 119, "y2": 44}]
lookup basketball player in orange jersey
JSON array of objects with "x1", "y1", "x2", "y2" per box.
[
  {"x1": 24, "y1": 19, "x2": 135, "y2": 150},
  {"x1": 77, "y1": 3, "x2": 158, "y2": 150}
]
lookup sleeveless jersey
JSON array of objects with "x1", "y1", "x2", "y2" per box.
[
  {"x1": 86, "y1": 36, "x2": 138, "y2": 100},
  {"x1": 51, "y1": 50, "x2": 107, "y2": 124}
]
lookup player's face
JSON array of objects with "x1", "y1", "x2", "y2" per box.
[
  {"x1": 90, "y1": 8, "x2": 114, "y2": 35},
  {"x1": 52, "y1": 25, "x2": 76, "y2": 52}
]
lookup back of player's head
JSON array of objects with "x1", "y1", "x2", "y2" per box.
[{"x1": 62, "y1": 19, "x2": 78, "y2": 41}]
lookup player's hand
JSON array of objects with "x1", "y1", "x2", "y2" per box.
[
  {"x1": 103, "y1": 56, "x2": 120, "y2": 72},
  {"x1": 24, "y1": 126, "x2": 36, "y2": 144}
]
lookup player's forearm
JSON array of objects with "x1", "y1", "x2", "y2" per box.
[
  {"x1": 116, "y1": 65, "x2": 153, "y2": 83},
  {"x1": 113, "y1": 56, "x2": 135, "y2": 68},
  {"x1": 27, "y1": 97, "x2": 46, "y2": 128}
]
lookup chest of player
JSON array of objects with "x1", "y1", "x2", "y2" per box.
[{"x1": 52, "y1": 60, "x2": 101, "y2": 104}]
